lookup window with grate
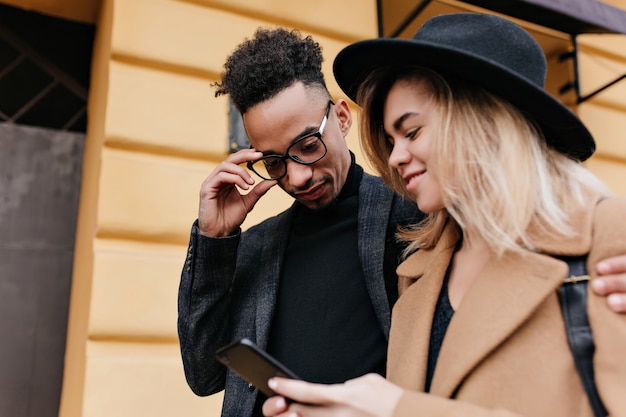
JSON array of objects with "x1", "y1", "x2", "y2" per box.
[{"x1": 0, "y1": 4, "x2": 94, "y2": 133}]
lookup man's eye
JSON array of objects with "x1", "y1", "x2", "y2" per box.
[
  {"x1": 298, "y1": 137, "x2": 320, "y2": 153},
  {"x1": 264, "y1": 159, "x2": 281, "y2": 169}
]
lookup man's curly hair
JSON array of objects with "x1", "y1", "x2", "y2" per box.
[{"x1": 214, "y1": 28, "x2": 328, "y2": 114}]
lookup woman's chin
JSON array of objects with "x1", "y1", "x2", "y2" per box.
[{"x1": 415, "y1": 199, "x2": 444, "y2": 214}]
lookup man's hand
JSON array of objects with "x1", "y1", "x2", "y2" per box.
[
  {"x1": 593, "y1": 255, "x2": 626, "y2": 313},
  {"x1": 198, "y1": 148, "x2": 277, "y2": 237}
]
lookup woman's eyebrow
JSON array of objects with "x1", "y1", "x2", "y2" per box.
[{"x1": 392, "y1": 112, "x2": 419, "y2": 131}]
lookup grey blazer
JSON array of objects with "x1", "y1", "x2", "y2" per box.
[{"x1": 177, "y1": 172, "x2": 419, "y2": 417}]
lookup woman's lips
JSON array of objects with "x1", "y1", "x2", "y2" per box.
[{"x1": 404, "y1": 170, "x2": 425, "y2": 191}]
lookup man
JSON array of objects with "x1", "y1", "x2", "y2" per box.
[
  {"x1": 177, "y1": 28, "x2": 626, "y2": 417},
  {"x1": 178, "y1": 28, "x2": 419, "y2": 417}
]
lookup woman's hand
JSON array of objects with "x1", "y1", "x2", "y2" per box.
[{"x1": 262, "y1": 373, "x2": 404, "y2": 417}]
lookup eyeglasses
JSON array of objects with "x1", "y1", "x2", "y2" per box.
[{"x1": 247, "y1": 101, "x2": 333, "y2": 181}]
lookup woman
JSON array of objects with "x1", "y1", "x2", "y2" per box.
[{"x1": 262, "y1": 13, "x2": 626, "y2": 417}]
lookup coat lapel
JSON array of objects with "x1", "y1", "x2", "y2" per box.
[
  {"x1": 429, "y1": 250, "x2": 567, "y2": 396},
  {"x1": 387, "y1": 223, "x2": 457, "y2": 389}
]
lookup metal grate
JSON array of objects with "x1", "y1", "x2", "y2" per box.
[{"x1": 0, "y1": 5, "x2": 94, "y2": 132}]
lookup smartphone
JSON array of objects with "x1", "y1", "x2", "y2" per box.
[{"x1": 215, "y1": 338, "x2": 301, "y2": 397}]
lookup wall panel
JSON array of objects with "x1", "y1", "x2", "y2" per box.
[
  {"x1": 97, "y1": 149, "x2": 211, "y2": 244},
  {"x1": 580, "y1": 104, "x2": 626, "y2": 160},
  {"x1": 111, "y1": 0, "x2": 361, "y2": 97},
  {"x1": 187, "y1": 0, "x2": 377, "y2": 41},
  {"x1": 106, "y1": 61, "x2": 228, "y2": 157},
  {"x1": 83, "y1": 341, "x2": 219, "y2": 417},
  {"x1": 585, "y1": 157, "x2": 626, "y2": 196},
  {"x1": 89, "y1": 240, "x2": 185, "y2": 339},
  {"x1": 112, "y1": 0, "x2": 277, "y2": 74}
]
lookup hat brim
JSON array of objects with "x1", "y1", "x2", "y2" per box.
[{"x1": 333, "y1": 38, "x2": 595, "y2": 161}]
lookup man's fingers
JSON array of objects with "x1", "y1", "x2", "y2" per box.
[
  {"x1": 206, "y1": 170, "x2": 256, "y2": 193},
  {"x1": 596, "y1": 255, "x2": 626, "y2": 275},
  {"x1": 593, "y1": 280, "x2": 626, "y2": 313},
  {"x1": 592, "y1": 274, "x2": 626, "y2": 295},
  {"x1": 242, "y1": 179, "x2": 277, "y2": 212},
  {"x1": 206, "y1": 149, "x2": 263, "y2": 190},
  {"x1": 592, "y1": 261, "x2": 626, "y2": 313},
  {"x1": 607, "y1": 294, "x2": 626, "y2": 313},
  {"x1": 224, "y1": 148, "x2": 264, "y2": 166}
]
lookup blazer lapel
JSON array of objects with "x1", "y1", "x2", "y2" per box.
[
  {"x1": 357, "y1": 175, "x2": 395, "y2": 339},
  {"x1": 429, "y1": 250, "x2": 567, "y2": 396}
]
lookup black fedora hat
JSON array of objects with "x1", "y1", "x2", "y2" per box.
[{"x1": 333, "y1": 13, "x2": 595, "y2": 161}]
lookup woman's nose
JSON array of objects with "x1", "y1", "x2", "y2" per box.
[{"x1": 388, "y1": 140, "x2": 411, "y2": 169}]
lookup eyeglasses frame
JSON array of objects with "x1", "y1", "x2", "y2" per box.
[{"x1": 247, "y1": 100, "x2": 334, "y2": 181}]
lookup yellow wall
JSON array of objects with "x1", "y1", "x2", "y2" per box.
[{"x1": 60, "y1": 0, "x2": 377, "y2": 416}]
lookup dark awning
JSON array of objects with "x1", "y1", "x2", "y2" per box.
[
  {"x1": 379, "y1": 0, "x2": 626, "y2": 38},
  {"x1": 460, "y1": 0, "x2": 626, "y2": 35}
]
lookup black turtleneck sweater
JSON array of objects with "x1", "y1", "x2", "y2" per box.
[{"x1": 253, "y1": 159, "x2": 388, "y2": 414}]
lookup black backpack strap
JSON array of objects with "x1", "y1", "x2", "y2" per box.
[{"x1": 556, "y1": 255, "x2": 607, "y2": 417}]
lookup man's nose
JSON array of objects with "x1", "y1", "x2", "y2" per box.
[{"x1": 284, "y1": 159, "x2": 313, "y2": 188}]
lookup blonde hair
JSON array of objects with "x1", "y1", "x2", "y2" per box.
[{"x1": 357, "y1": 66, "x2": 610, "y2": 257}]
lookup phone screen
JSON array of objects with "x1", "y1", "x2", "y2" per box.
[{"x1": 216, "y1": 338, "x2": 300, "y2": 397}]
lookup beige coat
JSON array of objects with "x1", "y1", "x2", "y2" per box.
[{"x1": 388, "y1": 196, "x2": 626, "y2": 417}]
